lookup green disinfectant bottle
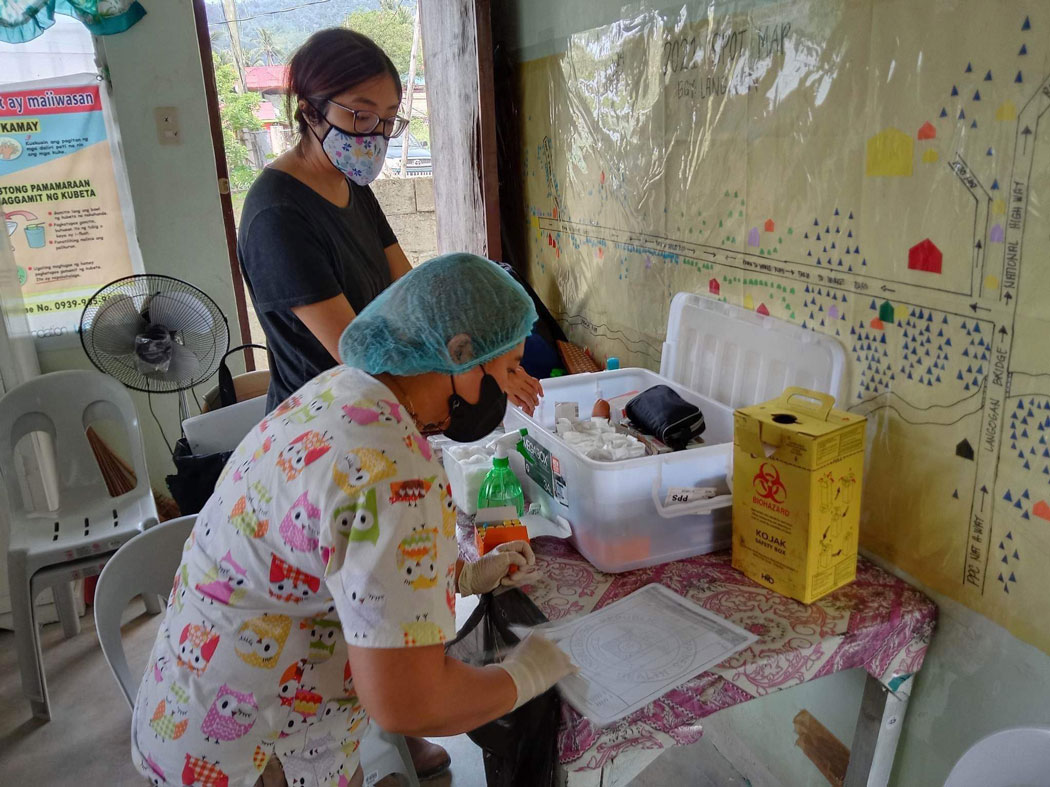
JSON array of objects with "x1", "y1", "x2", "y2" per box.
[{"x1": 477, "y1": 431, "x2": 528, "y2": 516}]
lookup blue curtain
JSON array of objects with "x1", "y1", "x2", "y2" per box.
[{"x1": 1, "y1": 0, "x2": 145, "y2": 44}]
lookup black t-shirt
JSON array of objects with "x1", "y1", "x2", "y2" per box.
[{"x1": 237, "y1": 168, "x2": 397, "y2": 412}]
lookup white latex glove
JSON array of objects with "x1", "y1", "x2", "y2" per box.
[
  {"x1": 458, "y1": 540, "x2": 537, "y2": 595},
  {"x1": 498, "y1": 632, "x2": 577, "y2": 710}
]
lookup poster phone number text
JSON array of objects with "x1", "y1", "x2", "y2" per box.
[{"x1": 24, "y1": 296, "x2": 90, "y2": 314}]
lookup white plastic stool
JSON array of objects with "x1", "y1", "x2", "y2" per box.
[
  {"x1": 0, "y1": 369, "x2": 159, "y2": 720},
  {"x1": 943, "y1": 726, "x2": 1050, "y2": 787},
  {"x1": 359, "y1": 724, "x2": 421, "y2": 787}
]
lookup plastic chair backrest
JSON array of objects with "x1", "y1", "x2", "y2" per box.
[
  {"x1": 0, "y1": 370, "x2": 152, "y2": 517},
  {"x1": 93, "y1": 515, "x2": 195, "y2": 709},
  {"x1": 943, "y1": 727, "x2": 1050, "y2": 787}
]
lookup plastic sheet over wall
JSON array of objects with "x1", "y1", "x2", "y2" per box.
[{"x1": 513, "y1": 1, "x2": 1050, "y2": 652}]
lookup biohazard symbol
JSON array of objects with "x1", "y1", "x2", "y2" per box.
[{"x1": 753, "y1": 463, "x2": 787, "y2": 504}]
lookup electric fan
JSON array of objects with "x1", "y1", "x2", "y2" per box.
[{"x1": 79, "y1": 274, "x2": 230, "y2": 423}]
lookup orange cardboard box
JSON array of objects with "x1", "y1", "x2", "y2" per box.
[{"x1": 474, "y1": 520, "x2": 530, "y2": 556}]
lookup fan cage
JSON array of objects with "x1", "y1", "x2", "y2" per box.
[{"x1": 79, "y1": 274, "x2": 230, "y2": 394}]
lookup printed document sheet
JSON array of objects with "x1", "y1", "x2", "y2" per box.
[{"x1": 530, "y1": 583, "x2": 757, "y2": 726}]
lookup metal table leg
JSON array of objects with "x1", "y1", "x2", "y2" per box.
[{"x1": 844, "y1": 673, "x2": 914, "y2": 787}]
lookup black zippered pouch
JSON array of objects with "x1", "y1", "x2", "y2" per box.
[{"x1": 625, "y1": 385, "x2": 706, "y2": 450}]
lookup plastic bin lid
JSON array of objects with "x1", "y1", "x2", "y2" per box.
[{"x1": 659, "y1": 293, "x2": 848, "y2": 409}]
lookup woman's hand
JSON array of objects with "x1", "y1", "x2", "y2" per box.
[
  {"x1": 458, "y1": 541, "x2": 537, "y2": 595},
  {"x1": 505, "y1": 366, "x2": 543, "y2": 415},
  {"x1": 498, "y1": 632, "x2": 577, "y2": 710}
]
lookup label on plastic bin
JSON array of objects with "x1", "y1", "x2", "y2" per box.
[
  {"x1": 664, "y1": 486, "x2": 717, "y2": 506},
  {"x1": 523, "y1": 434, "x2": 568, "y2": 505}
]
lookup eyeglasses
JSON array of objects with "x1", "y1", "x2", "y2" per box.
[{"x1": 314, "y1": 97, "x2": 409, "y2": 139}]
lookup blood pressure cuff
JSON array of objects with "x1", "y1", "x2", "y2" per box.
[{"x1": 625, "y1": 385, "x2": 706, "y2": 450}]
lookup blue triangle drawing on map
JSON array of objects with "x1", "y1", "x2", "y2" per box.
[
  {"x1": 987, "y1": 147, "x2": 994, "y2": 156},
  {"x1": 1022, "y1": 16, "x2": 1030, "y2": 31},
  {"x1": 959, "y1": 109, "x2": 966, "y2": 119},
  {"x1": 966, "y1": 62, "x2": 973, "y2": 72},
  {"x1": 940, "y1": 108, "x2": 948, "y2": 118},
  {"x1": 985, "y1": 70, "x2": 993, "y2": 81},
  {"x1": 972, "y1": 120, "x2": 978, "y2": 129},
  {"x1": 848, "y1": 211, "x2": 854, "y2": 220},
  {"x1": 834, "y1": 208, "x2": 840, "y2": 216},
  {"x1": 1004, "y1": 490, "x2": 1013, "y2": 502},
  {"x1": 1015, "y1": 71, "x2": 1023, "y2": 83},
  {"x1": 974, "y1": 90, "x2": 982, "y2": 100},
  {"x1": 1019, "y1": 44, "x2": 1027, "y2": 55},
  {"x1": 952, "y1": 85, "x2": 959, "y2": 96},
  {"x1": 1022, "y1": 510, "x2": 1030, "y2": 519}
]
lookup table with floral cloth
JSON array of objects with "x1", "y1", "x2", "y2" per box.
[{"x1": 515, "y1": 537, "x2": 938, "y2": 786}]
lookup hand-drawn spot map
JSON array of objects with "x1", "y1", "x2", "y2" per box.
[{"x1": 518, "y1": 2, "x2": 1050, "y2": 651}]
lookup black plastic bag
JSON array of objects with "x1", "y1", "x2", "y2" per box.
[
  {"x1": 165, "y1": 438, "x2": 230, "y2": 515},
  {"x1": 446, "y1": 589, "x2": 561, "y2": 787}
]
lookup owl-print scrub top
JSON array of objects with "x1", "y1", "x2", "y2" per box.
[{"x1": 132, "y1": 367, "x2": 458, "y2": 787}]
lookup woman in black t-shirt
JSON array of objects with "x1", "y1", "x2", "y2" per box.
[{"x1": 238, "y1": 28, "x2": 542, "y2": 416}]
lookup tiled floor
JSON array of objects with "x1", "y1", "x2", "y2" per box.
[{"x1": 0, "y1": 601, "x2": 745, "y2": 785}]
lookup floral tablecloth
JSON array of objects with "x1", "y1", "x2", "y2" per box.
[{"x1": 516, "y1": 537, "x2": 937, "y2": 771}]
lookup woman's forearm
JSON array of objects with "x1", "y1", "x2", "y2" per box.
[
  {"x1": 406, "y1": 659, "x2": 516, "y2": 737},
  {"x1": 363, "y1": 654, "x2": 517, "y2": 737}
]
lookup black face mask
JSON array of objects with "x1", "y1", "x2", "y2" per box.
[{"x1": 442, "y1": 370, "x2": 508, "y2": 443}]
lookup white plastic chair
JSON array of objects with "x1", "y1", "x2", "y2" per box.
[
  {"x1": 94, "y1": 514, "x2": 195, "y2": 707},
  {"x1": 943, "y1": 726, "x2": 1050, "y2": 787},
  {"x1": 0, "y1": 369, "x2": 159, "y2": 720},
  {"x1": 95, "y1": 515, "x2": 420, "y2": 787}
]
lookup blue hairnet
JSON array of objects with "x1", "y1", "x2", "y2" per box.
[{"x1": 338, "y1": 253, "x2": 539, "y2": 376}]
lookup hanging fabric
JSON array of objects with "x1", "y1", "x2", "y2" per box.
[{"x1": 1, "y1": 0, "x2": 145, "y2": 44}]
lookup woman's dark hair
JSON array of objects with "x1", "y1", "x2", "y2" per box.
[{"x1": 286, "y1": 28, "x2": 401, "y2": 142}]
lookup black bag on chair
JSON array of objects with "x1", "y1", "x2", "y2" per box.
[
  {"x1": 164, "y1": 344, "x2": 268, "y2": 515},
  {"x1": 445, "y1": 589, "x2": 561, "y2": 787},
  {"x1": 165, "y1": 438, "x2": 231, "y2": 515}
]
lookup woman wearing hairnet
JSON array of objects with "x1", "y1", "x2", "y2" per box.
[{"x1": 131, "y1": 254, "x2": 574, "y2": 787}]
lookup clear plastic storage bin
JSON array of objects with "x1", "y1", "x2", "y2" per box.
[{"x1": 504, "y1": 293, "x2": 847, "y2": 572}]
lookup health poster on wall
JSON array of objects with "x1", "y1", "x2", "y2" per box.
[{"x1": 0, "y1": 74, "x2": 142, "y2": 339}]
